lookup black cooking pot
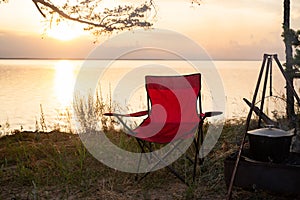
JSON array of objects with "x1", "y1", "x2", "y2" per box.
[{"x1": 247, "y1": 126, "x2": 294, "y2": 163}]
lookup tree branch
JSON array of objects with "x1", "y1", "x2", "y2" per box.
[
  {"x1": 32, "y1": 0, "x2": 155, "y2": 36},
  {"x1": 32, "y1": 0, "x2": 105, "y2": 27},
  {"x1": 32, "y1": 0, "x2": 46, "y2": 18}
]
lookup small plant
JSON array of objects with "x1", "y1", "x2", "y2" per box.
[
  {"x1": 54, "y1": 107, "x2": 73, "y2": 133},
  {"x1": 0, "y1": 119, "x2": 11, "y2": 136},
  {"x1": 73, "y1": 87, "x2": 117, "y2": 134},
  {"x1": 39, "y1": 104, "x2": 47, "y2": 132}
]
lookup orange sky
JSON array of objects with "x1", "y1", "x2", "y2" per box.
[{"x1": 0, "y1": 0, "x2": 300, "y2": 60}]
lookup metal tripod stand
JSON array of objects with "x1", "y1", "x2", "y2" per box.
[{"x1": 226, "y1": 53, "x2": 300, "y2": 200}]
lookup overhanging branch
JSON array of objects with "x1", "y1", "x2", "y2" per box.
[
  {"x1": 32, "y1": 0, "x2": 155, "y2": 34},
  {"x1": 32, "y1": 0, "x2": 105, "y2": 27}
]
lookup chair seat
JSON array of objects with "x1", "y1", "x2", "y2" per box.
[{"x1": 133, "y1": 120, "x2": 200, "y2": 143}]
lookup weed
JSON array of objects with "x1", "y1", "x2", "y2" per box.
[
  {"x1": 39, "y1": 104, "x2": 47, "y2": 132},
  {"x1": 54, "y1": 107, "x2": 73, "y2": 133},
  {"x1": 73, "y1": 88, "x2": 118, "y2": 134},
  {"x1": 0, "y1": 118, "x2": 11, "y2": 136}
]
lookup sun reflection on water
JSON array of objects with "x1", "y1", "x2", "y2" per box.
[{"x1": 54, "y1": 60, "x2": 76, "y2": 108}]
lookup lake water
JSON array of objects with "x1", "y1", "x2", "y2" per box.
[{"x1": 0, "y1": 59, "x2": 299, "y2": 131}]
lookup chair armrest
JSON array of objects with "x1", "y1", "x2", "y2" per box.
[
  {"x1": 104, "y1": 110, "x2": 148, "y2": 117},
  {"x1": 204, "y1": 111, "x2": 223, "y2": 117},
  {"x1": 200, "y1": 111, "x2": 222, "y2": 120},
  {"x1": 104, "y1": 110, "x2": 148, "y2": 136}
]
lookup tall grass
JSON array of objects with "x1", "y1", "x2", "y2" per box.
[
  {"x1": 73, "y1": 88, "x2": 117, "y2": 134},
  {"x1": 53, "y1": 107, "x2": 73, "y2": 133},
  {"x1": 0, "y1": 119, "x2": 11, "y2": 137}
]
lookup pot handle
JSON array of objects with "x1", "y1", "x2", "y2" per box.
[{"x1": 264, "y1": 124, "x2": 275, "y2": 129}]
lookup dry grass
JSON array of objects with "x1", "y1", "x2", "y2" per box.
[{"x1": 0, "y1": 123, "x2": 298, "y2": 199}]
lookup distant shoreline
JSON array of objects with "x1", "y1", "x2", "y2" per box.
[{"x1": 0, "y1": 57, "x2": 262, "y2": 61}]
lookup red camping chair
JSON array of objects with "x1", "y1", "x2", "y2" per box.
[{"x1": 104, "y1": 73, "x2": 221, "y2": 185}]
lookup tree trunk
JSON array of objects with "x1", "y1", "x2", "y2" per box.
[{"x1": 283, "y1": 0, "x2": 295, "y2": 123}]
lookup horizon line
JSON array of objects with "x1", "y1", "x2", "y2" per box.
[{"x1": 0, "y1": 57, "x2": 262, "y2": 61}]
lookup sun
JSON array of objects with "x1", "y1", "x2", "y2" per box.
[{"x1": 47, "y1": 21, "x2": 85, "y2": 41}]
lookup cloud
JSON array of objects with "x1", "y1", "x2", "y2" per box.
[
  {"x1": 0, "y1": 28, "x2": 286, "y2": 60},
  {"x1": 207, "y1": 36, "x2": 285, "y2": 60},
  {"x1": 1, "y1": 29, "x2": 211, "y2": 60},
  {"x1": 0, "y1": 30, "x2": 95, "y2": 59},
  {"x1": 88, "y1": 29, "x2": 212, "y2": 60}
]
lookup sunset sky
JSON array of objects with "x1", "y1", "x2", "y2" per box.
[{"x1": 0, "y1": 0, "x2": 300, "y2": 60}]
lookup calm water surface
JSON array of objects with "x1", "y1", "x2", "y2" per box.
[{"x1": 0, "y1": 59, "x2": 298, "y2": 131}]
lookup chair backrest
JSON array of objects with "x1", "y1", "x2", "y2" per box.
[
  {"x1": 132, "y1": 73, "x2": 201, "y2": 143},
  {"x1": 145, "y1": 73, "x2": 201, "y2": 124}
]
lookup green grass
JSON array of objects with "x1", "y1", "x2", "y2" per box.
[{"x1": 0, "y1": 121, "x2": 297, "y2": 200}]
